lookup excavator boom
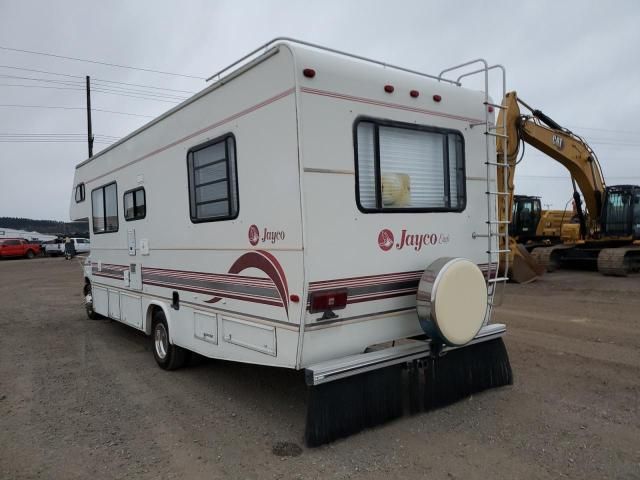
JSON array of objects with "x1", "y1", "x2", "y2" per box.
[{"x1": 496, "y1": 91, "x2": 640, "y2": 277}]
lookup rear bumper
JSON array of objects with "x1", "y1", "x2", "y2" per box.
[{"x1": 304, "y1": 323, "x2": 506, "y2": 386}]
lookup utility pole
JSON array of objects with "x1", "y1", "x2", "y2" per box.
[{"x1": 86, "y1": 75, "x2": 94, "y2": 157}]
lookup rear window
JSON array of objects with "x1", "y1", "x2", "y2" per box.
[{"x1": 354, "y1": 119, "x2": 466, "y2": 212}]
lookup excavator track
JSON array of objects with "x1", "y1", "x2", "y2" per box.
[
  {"x1": 531, "y1": 245, "x2": 573, "y2": 272},
  {"x1": 597, "y1": 246, "x2": 640, "y2": 276}
]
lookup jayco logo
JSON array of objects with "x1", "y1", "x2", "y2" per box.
[
  {"x1": 378, "y1": 229, "x2": 450, "y2": 252},
  {"x1": 378, "y1": 229, "x2": 394, "y2": 251},
  {"x1": 248, "y1": 224, "x2": 286, "y2": 246}
]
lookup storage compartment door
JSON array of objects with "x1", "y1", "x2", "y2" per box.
[
  {"x1": 92, "y1": 285, "x2": 108, "y2": 316},
  {"x1": 221, "y1": 317, "x2": 276, "y2": 356},
  {"x1": 108, "y1": 290, "x2": 121, "y2": 320},
  {"x1": 120, "y1": 292, "x2": 142, "y2": 328}
]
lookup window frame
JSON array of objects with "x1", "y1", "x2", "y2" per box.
[
  {"x1": 91, "y1": 181, "x2": 119, "y2": 235},
  {"x1": 75, "y1": 183, "x2": 85, "y2": 203},
  {"x1": 123, "y1": 186, "x2": 147, "y2": 221},
  {"x1": 353, "y1": 117, "x2": 467, "y2": 214},
  {"x1": 186, "y1": 133, "x2": 239, "y2": 224}
]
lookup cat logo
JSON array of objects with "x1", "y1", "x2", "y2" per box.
[{"x1": 552, "y1": 134, "x2": 564, "y2": 150}]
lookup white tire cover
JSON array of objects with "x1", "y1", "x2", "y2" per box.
[{"x1": 416, "y1": 257, "x2": 488, "y2": 346}]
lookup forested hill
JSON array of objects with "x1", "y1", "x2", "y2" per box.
[{"x1": 0, "y1": 217, "x2": 89, "y2": 235}]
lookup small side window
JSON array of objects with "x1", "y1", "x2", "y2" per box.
[
  {"x1": 124, "y1": 187, "x2": 146, "y2": 221},
  {"x1": 75, "y1": 183, "x2": 85, "y2": 203}
]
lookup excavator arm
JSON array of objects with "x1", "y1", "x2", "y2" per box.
[{"x1": 496, "y1": 91, "x2": 607, "y2": 238}]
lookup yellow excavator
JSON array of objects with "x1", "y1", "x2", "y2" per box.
[
  {"x1": 497, "y1": 92, "x2": 640, "y2": 282},
  {"x1": 510, "y1": 194, "x2": 580, "y2": 248}
]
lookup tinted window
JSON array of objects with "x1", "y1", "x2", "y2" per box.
[
  {"x1": 124, "y1": 187, "x2": 146, "y2": 221},
  {"x1": 355, "y1": 119, "x2": 465, "y2": 212},
  {"x1": 187, "y1": 135, "x2": 238, "y2": 222},
  {"x1": 92, "y1": 182, "x2": 118, "y2": 233}
]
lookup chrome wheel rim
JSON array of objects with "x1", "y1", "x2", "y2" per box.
[{"x1": 155, "y1": 323, "x2": 168, "y2": 360}]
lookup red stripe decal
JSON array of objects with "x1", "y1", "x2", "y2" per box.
[{"x1": 223, "y1": 251, "x2": 289, "y2": 317}]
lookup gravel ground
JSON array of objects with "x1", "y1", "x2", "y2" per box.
[{"x1": 0, "y1": 257, "x2": 638, "y2": 479}]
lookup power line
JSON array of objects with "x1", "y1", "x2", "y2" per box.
[
  {"x1": 0, "y1": 83, "x2": 184, "y2": 103},
  {"x1": 0, "y1": 74, "x2": 188, "y2": 100},
  {"x1": 0, "y1": 104, "x2": 154, "y2": 118},
  {"x1": 0, "y1": 64, "x2": 196, "y2": 94},
  {"x1": 0, "y1": 45, "x2": 206, "y2": 80},
  {"x1": 567, "y1": 125, "x2": 640, "y2": 136}
]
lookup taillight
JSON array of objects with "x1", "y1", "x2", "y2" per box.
[{"x1": 309, "y1": 289, "x2": 348, "y2": 313}]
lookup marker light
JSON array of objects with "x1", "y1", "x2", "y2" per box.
[
  {"x1": 433, "y1": 94, "x2": 442, "y2": 102},
  {"x1": 410, "y1": 90, "x2": 419, "y2": 98},
  {"x1": 303, "y1": 68, "x2": 316, "y2": 78},
  {"x1": 384, "y1": 85, "x2": 395, "y2": 93}
]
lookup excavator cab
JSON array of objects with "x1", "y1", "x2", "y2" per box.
[
  {"x1": 510, "y1": 195, "x2": 542, "y2": 241},
  {"x1": 601, "y1": 185, "x2": 640, "y2": 239}
]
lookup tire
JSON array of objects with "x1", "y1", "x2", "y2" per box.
[
  {"x1": 83, "y1": 283, "x2": 102, "y2": 320},
  {"x1": 25, "y1": 250, "x2": 35, "y2": 259},
  {"x1": 152, "y1": 310, "x2": 188, "y2": 370}
]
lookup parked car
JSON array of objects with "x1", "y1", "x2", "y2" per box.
[
  {"x1": 44, "y1": 238, "x2": 91, "y2": 256},
  {"x1": 0, "y1": 238, "x2": 41, "y2": 259}
]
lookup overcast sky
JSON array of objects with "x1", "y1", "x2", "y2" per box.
[{"x1": 1, "y1": 0, "x2": 639, "y2": 220}]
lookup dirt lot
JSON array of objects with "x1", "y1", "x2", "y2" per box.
[{"x1": 0, "y1": 258, "x2": 638, "y2": 479}]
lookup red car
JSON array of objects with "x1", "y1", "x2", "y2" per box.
[{"x1": 0, "y1": 238, "x2": 41, "y2": 259}]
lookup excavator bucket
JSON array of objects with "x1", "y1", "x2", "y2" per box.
[{"x1": 509, "y1": 243, "x2": 545, "y2": 284}]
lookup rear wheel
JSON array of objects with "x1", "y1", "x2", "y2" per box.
[
  {"x1": 25, "y1": 250, "x2": 35, "y2": 259},
  {"x1": 84, "y1": 282, "x2": 101, "y2": 320},
  {"x1": 152, "y1": 310, "x2": 188, "y2": 370}
]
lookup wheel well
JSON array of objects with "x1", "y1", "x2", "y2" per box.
[
  {"x1": 145, "y1": 304, "x2": 163, "y2": 335},
  {"x1": 83, "y1": 278, "x2": 91, "y2": 295}
]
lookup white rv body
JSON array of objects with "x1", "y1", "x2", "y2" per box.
[{"x1": 70, "y1": 40, "x2": 498, "y2": 370}]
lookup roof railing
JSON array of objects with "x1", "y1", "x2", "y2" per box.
[{"x1": 206, "y1": 37, "x2": 460, "y2": 85}]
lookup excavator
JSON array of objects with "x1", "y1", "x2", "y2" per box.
[
  {"x1": 510, "y1": 194, "x2": 579, "y2": 248},
  {"x1": 496, "y1": 92, "x2": 640, "y2": 283}
]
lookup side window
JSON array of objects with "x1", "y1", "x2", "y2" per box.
[
  {"x1": 75, "y1": 183, "x2": 85, "y2": 203},
  {"x1": 124, "y1": 187, "x2": 146, "y2": 221},
  {"x1": 91, "y1": 182, "x2": 118, "y2": 234},
  {"x1": 355, "y1": 119, "x2": 465, "y2": 212},
  {"x1": 187, "y1": 134, "x2": 238, "y2": 223}
]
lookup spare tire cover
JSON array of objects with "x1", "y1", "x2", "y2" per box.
[{"x1": 416, "y1": 257, "x2": 488, "y2": 346}]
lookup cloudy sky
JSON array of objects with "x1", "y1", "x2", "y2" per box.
[{"x1": 1, "y1": 0, "x2": 639, "y2": 220}]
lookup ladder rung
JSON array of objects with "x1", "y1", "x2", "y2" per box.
[
  {"x1": 486, "y1": 191, "x2": 510, "y2": 196},
  {"x1": 487, "y1": 277, "x2": 509, "y2": 283},
  {"x1": 485, "y1": 161, "x2": 510, "y2": 167},
  {"x1": 485, "y1": 132, "x2": 508, "y2": 139},
  {"x1": 484, "y1": 101, "x2": 506, "y2": 109},
  {"x1": 488, "y1": 249, "x2": 511, "y2": 254}
]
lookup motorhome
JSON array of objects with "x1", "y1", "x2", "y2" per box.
[{"x1": 70, "y1": 39, "x2": 512, "y2": 445}]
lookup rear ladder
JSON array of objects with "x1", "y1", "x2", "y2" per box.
[{"x1": 438, "y1": 61, "x2": 510, "y2": 309}]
